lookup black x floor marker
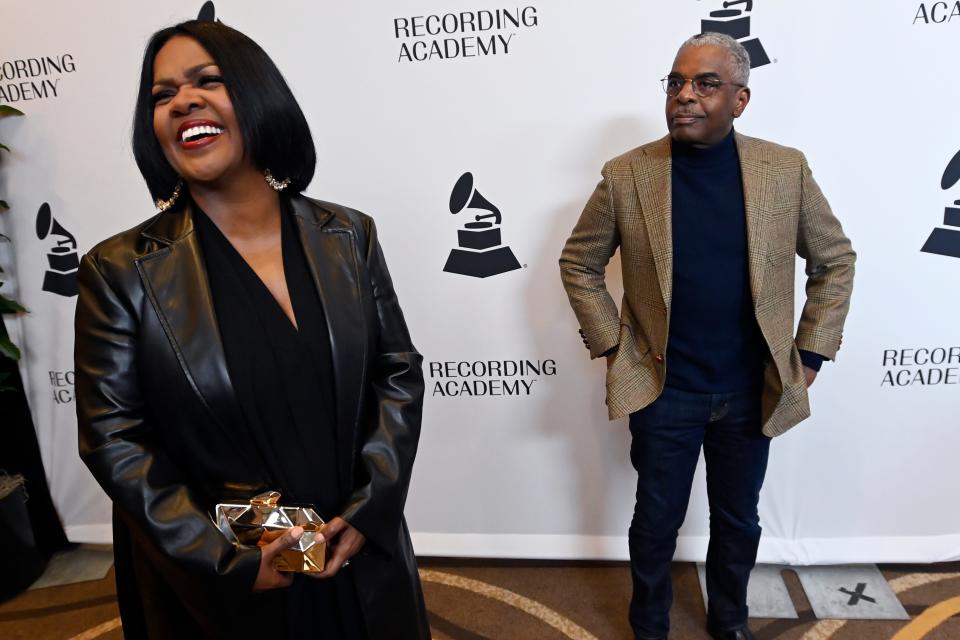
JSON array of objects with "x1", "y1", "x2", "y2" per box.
[{"x1": 839, "y1": 582, "x2": 877, "y2": 606}]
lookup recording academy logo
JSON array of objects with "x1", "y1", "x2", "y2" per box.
[
  {"x1": 443, "y1": 172, "x2": 522, "y2": 278},
  {"x1": 428, "y1": 358, "x2": 557, "y2": 397},
  {"x1": 920, "y1": 148, "x2": 960, "y2": 258},
  {"x1": 49, "y1": 370, "x2": 75, "y2": 404},
  {"x1": 393, "y1": 7, "x2": 539, "y2": 63},
  {"x1": 700, "y1": 0, "x2": 770, "y2": 68},
  {"x1": 913, "y1": 2, "x2": 960, "y2": 23},
  {"x1": 36, "y1": 203, "x2": 78, "y2": 297},
  {"x1": 198, "y1": 1, "x2": 218, "y2": 21},
  {"x1": 0, "y1": 53, "x2": 76, "y2": 104}
]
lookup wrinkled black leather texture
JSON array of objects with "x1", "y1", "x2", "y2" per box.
[{"x1": 75, "y1": 195, "x2": 429, "y2": 639}]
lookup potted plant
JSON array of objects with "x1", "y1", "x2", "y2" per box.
[
  {"x1": 0, "y1": 105, "x2": 58, "y2": 601},
  {"x1": 0, "y1": 105, "x2": 28, "y2": 375}
]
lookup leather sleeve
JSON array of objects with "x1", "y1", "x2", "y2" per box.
[
  {"x1": 75, "y1": 252, "x2": 261, "y2": 594},
  {"x1": 340, "y1": 218, "x2": 424, "y2": 556},
  {"x1": 794, "y1": 154, "x2": 856, "y2": 361},
  {"x1": 559, "y1": 162, "x2": 623, "y2": 359}
]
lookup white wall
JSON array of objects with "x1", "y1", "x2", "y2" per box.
[{"x1": 1, "y1": 0, "x2": 957, "y2": 563}]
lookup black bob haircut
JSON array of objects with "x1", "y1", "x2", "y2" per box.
[{"x1": 132, "y1": 20, "x2": 316, "y2": 203}]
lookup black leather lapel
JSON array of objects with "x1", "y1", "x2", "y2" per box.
[
  {"x1": 136, "y1": 209, "x2": 256, "y2": 463},
  {"x1": 289, "y1": 197, "x2": 367, "y2": 495}
]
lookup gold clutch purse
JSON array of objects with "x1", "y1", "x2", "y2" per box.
[{"x1": 214, "y1": 491, "x2": 327, "y2": 573}]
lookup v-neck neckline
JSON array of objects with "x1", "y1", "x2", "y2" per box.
[{"x1": 195, "y1": 202, "x2": 301, "y2": 335}]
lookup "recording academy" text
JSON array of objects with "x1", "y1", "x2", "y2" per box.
[
  {"x1": 393, "y1": 7, "x2": 539, "y2": 63},
  {"x1": 428, "y1": 358, "x2": 556, "y2": 397},
  {"x1": 0, "y1": 54, "x2": 76, "y2": 103},
  {"x1": 880, "y1": 347, "x2": 960, "y2": 386}
]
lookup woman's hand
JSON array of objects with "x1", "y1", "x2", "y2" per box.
[
  {"x1": 311, "y1": 517, "x2": 366, "y2": 579},
  {"x1": 252, "y1": 525, "x2": 303, "y2": 591}
]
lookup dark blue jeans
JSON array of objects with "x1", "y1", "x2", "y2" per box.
[{"x1": 627, "y1": 386, "x2": 770, "y2": 639}]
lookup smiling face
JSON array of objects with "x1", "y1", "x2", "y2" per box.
[
  {"x1": 665, "y1": 43, "x2": 750, "y2": 148},
  {"x1": 151, "y1": 35, "x2": 247, "y2": 188}
]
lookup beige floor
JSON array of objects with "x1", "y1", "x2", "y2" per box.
[{"x1": 1, "y1": 558, "x2": 958, "y2": 639}]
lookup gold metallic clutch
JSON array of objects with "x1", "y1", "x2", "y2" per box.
[{"x1": 214, "y1": 491, "x2": 327, "y2": 573}]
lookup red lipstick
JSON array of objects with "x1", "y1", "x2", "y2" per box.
[{"x1": 176, "y1": 119, "x2": 225, "y2": 150}]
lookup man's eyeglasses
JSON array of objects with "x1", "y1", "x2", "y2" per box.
[{"x1": 660, "y1": 75, "x2": 745, "y2": 98}]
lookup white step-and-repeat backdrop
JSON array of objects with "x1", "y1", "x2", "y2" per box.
[{"x1": 1, "y1": 1, "x2": 958, "y2": 564}]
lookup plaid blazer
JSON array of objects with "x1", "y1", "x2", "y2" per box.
[{"x1": 559, "y1": 132, "x2": 855, "y2": 437}]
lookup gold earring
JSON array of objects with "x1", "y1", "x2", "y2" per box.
[
  {"x1": 264, "y1": 170, "x2": 291, "y2": 192},
  {"x1": 155, "y1": 180, "x2": 182, "y2": 212}
]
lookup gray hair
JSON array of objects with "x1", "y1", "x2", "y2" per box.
[{"x1": 678, "y1": 32, "x2": 751, "y2": 86}]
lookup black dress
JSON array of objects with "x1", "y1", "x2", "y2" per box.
[{"x1": 195, "y1": 199, "x2": 366, "y2": 639}]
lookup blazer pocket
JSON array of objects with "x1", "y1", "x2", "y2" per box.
[
  {"x1": 782, "y1": 342, "x2": 808, "y2": 387},
  {"x1": 606, "y1": 323, "x2": 650, "y2": 384}
]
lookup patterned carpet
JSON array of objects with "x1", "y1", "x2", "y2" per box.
[{"x1": 1, "y1": 555, "x2": 958, "y2": 639}]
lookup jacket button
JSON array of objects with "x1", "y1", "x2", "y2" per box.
[{"x1": 655, "y1": 354, "x2": 664, "y2": 362}]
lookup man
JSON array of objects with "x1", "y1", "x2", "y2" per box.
[{"x1": 559, "y1": 33, "x2": 855, "y2": 640}]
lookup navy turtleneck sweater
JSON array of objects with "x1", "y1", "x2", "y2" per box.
[
  {"x1": 667, "y1": 129, "x2": 763, "y2": 392},
  {"x1": 665, "y1": 129, "x2": 823, "y2": 393}
]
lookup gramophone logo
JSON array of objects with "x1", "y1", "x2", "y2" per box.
[
  {"x1": 920, "y1": 149, "x2": 960, "y2": 259},
  {"x1": 443, "y1": 172, "x2": 522, "y2": 278},
  {"x1": 198, "y1": 1, "x2": 216, "y2": 21},
  {"x1": 700, "y1": 0, "x2": 771, "y2": 68},
  {"x1": 36, "y1": 203, "x2": 78, "y2": 297}
]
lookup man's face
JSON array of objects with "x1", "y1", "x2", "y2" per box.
[{"x1": 665, "y1": 44, "x2": 750, "y2": 148}]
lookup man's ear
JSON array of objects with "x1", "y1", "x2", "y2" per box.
[{"x1": 734, "y1": 87, "x2": 751, "y2": 118}]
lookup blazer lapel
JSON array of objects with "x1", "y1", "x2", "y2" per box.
[
  {"x1": 631, "y1": 135, "x2": 674, "y2": 308},
  {"x1": 735, "y1": 132, "x2": 775, "y2": 304},
  {"x1": 136, "y1": 207, "x2": 256, "y2": 462},
  {"x1": 289, "y1": 196, "x2": 366, "y2": 495}
]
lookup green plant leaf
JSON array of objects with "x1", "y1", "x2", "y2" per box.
[
  {"x1": 0, "y1": 105, "x2": 25, "y2": 117},
  {"x1": 0, "y1": 295, "x2": 28, "y2": 313},
  {"x1": 0, "y1": 371, "x2": 14, "y2": 393},
  {"x1": 0, "y1": 143, "x2": 8, "y2": 152},
  {"x1": 0, "y1": 200, "x2": 8, "y2": 210},
  {"x1": 0, "y1": 334, "x2": 21, "y2": 361}
]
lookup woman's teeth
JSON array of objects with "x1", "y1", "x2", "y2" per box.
[{"x1": 181, "y1": 125, "x2": 223, "y2": 143}]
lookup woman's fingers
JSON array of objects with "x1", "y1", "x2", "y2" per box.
[
  {"x1": 311, "y1": 520, "x2": 365, "y2": 579},
  {"x1": 264, "y1": 568, "x2": 294, "y2": 589},
  {"x1": 314, "y1": 518, "x2": 366, "y2": 578},
  {"x1": 264, "y1": 525, "x2": 304, "y2": 559},
  {"x1": 252, "y1": 526, "x2": 303, "y2": 591},
  {"x1": 258, "y1": 528, "x2": 287, "y2": 545},
  {"x1": 315, "y1": 543, "x2": 350, "y2": 578},
  {"x1": 318, "y1": 517, "x2": 346, "y2": 543},
  {"x1": 312, "y1": 519, "x2": 347, "y2": 578}
]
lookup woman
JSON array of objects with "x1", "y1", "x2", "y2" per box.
[{"x1": 75, "y1": 20, "x2": 429, "y2": 639}]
